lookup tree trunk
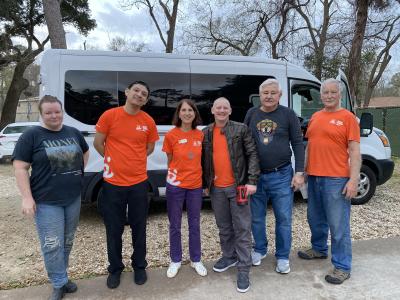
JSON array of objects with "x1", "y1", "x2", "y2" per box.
[
  {"x1": 347, "y1": 0, "x2": 368, "y2": 107},
  {"x1": 43, "y1": 0, "x2": 67, "y2": 49},
  {"x1": 0, "y1": 61, "x2": 30, "y2": 129},
  {"x1": 165, "y1": 0, "x2": 179, "y2": 53}
]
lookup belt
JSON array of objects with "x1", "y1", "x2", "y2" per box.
[{"x1": 262, "y1": 162, "x2": 291, "y2": 173}]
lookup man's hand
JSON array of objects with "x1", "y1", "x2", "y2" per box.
[
  {"x1": 291, "y1": 173, "x2": 305, "y2": 191},
  {"x1": 245, "y1": 184, "x2": 257, "y2": 197},
  {"x1": 342, "y1": 179, "x2": 358, "y2": 200},
  {"x1": 203, "y1": 188, "x2": 210, "y2": 196},
  {"x1": 22, "y1": 197, "x2": 36, "y2": 217}
]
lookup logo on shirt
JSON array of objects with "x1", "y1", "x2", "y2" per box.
[
  {"x1": 103, "y1": 156, "x2": 114, "y2": 179},
  {"x1": 329, "y1": 119, "x2": 344, "y2": 126},
  {"x1": 256, "y1": 119, "x2": 278, "y2": 145},
  {"x1": 167, "y1": 168, "x2": 181, "y2": 186},
  {"x1": 136, "y1": 125, "x2": 148, "y2": 132},
  {"x1": 193, "y1": 140, "x2": 202, "y2": 147}
]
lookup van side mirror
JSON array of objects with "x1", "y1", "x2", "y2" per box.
[{"x1": 359, "y1": 112, "x2": 373, "y2": 137}]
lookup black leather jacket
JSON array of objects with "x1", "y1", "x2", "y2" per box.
[{"x1": 202, "y1": 120, "x2": 260, "y2": 190}]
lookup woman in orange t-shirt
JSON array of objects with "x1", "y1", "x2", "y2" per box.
[{"x1": 162, "y1": 99, "x2": 207, "y2": 278}]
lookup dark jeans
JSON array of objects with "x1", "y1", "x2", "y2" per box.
[
  {"x1": 101, "y1": 180, "x2": 149, "y2": 274},
  {"x1": 166, "y1": 183, "x2": 203, "y2": 263}
]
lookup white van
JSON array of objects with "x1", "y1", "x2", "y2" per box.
[{"x1": 39, "y1": 49, "x2": 394, "y2": 205}]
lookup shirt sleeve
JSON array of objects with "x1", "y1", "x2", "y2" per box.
[
  {"x1": 347, "y1": 114, "x2": 361, "y2": 143},
  {"x1": 162, "y1": 132, "x2": 172, "y2": 154},
  {"x1": 95, "y1": 110, "x2": 111, "y2": 135},
  {"x1": 75, "y1": 128, "x2": 89, "y2": 153},
  {"x1": 12, "y1": 130, "x2": 34, "y2": 163},
  {"x1": 147, "y1": 117, "x2": 159, "y2": 143}
]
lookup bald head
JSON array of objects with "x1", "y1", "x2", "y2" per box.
[
  {"x1": 212, "y1": 97, "x2": 232, "y2": 126},
  {"x1": 213, "y1": 97, "x2": 231, "y2": 109}
]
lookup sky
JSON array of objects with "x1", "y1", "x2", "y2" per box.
[{"x1": 64, "y1": 0, "x2": 164, "y2": 51}]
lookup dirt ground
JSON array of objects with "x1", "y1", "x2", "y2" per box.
[{"x1": 1, "y1": 160, "x2": 399, "y2": 290}]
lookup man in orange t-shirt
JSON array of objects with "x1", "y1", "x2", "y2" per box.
[
  {"x1": 94, "y1": 81, "x2": 159, "y2": 289},
  {"x1": 202, "y1": 97, "x2": 259, "y2": 293},
  {"x1": 298, "y1": 78, "x2": 361, "y2": 285}
]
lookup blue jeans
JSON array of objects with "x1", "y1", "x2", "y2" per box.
[
  {"x1": 35, "y1": 197, "x2": 80, "y2": 288},
  {"x1": 251, "y1": 164, "x2": 293, "y2": 259},
  {"x1": 307, "y1": 176, "x2": 352, "y2": 272}
]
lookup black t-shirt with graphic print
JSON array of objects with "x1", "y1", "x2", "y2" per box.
[
  {"x1": 244, "y1": 105, "x2": 304, "y2": 173},
  {"x1": 12, "y1": 125, "x2": 89, "y2": 206}
]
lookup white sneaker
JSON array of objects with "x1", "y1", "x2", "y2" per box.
[
  {"x1": 190, "y1": 261, "x2": 208, "y2": 277},
  {"x1": 251, "y1": 250, "x2": 267, "y2": 266},
  {"x1": 167, "y1": 262, "x2": 181, "y2": 278},
  {"x1": 275, "y1": 259, "x2": 290, "y2": 274}
]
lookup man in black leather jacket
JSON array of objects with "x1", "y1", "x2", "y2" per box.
[{"x1": 202, "y1": 97, "x2": 259, "y2": 293}]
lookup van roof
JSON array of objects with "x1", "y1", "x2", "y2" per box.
[{"x1": 42, "y1": 48, "x2": 300, "y2": 68}]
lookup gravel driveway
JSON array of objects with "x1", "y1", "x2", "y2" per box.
[{"x1": 0, "y1": 160, "x2": 399, "y2": 289}]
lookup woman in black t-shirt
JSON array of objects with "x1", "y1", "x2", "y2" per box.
[{"x1": 13, "y1": 95, "x2": 89, "y2": 300}]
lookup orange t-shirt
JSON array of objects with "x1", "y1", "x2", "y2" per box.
[
  {"x1": 96, "y1": 107, "x2": 159, "y2": 186},
  {"x1": 306, "y1": 109, "x2": 360, "y2": 177},
  {"x1": 213, "y1": 127, "x2": 235, "y2": 187},
  {"x1": 162, "y1": 127, "x2": 203, "y2": 189}
]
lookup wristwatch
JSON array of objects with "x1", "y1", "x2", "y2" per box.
[{"x1": 295, "y1": 172, "x2": 304, "y2": 176}]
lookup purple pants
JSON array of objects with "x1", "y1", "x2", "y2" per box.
[{"x1": 166, "y1": 183, "x2": 203, "y2": 263}]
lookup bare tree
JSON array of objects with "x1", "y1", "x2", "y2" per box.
[
  {"x1": 43, "y1": 0, "x2": 67, "y2": 48},
  {"x1": 291, "y1": 0, "x2": 339, "y2": 79},
  {"x1": 363, "y1": 15, "x2": 400, "y2": 107},
  {"x1": 120, "y1": 0, "x2": 180, "y2": 53},
  {"x1": 107, "y1": 36, "x2": 148, "y2": 52},
  {"x1": 347, "y1": 0, "x2": 400, "y2": 105}
]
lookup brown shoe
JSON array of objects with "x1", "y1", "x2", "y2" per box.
[
  {"x1": 297, "y1": 248, "x2": 328, "y2": 260},
  {"x1": 325, "y1": 268, "x2": 351, "y2": 284}
]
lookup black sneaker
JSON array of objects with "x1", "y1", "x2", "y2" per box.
[
  {"x1": 107, "y1": 272, "x2": 121, "y2": 289},
  {"x1": 134, "y1": 268, "x2": 147, "y2": 285},
  {"x1": 48, "y1": 287, "x2": 65, "y2": 300},
  {"x1": 213, "y1": 257, "x2": 238, "y2": 272},
  {"x1": 236, "y1": 272, "x2": 250, "y2": 293},
  {"x1": 63, "y1": 280, "x2": 77, "y2": 293}
]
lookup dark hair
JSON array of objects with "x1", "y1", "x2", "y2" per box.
[
  {"x1": 127, "y1": 81, "x2": 150, "y2": 98},
  {"x1": 38, "y1": 95, "x2": 63, "y2": 114},
  {"x1": 172, "y1": 99, "x2": 202, "y2": 129}
]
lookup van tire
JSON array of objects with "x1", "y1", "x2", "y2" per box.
[{"x1": 352, "y1": 165, "x2": 376, "y2": 205}]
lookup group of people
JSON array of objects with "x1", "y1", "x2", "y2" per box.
[{"x1": 12, "y1": 77, "x2": 360, "y2": 299}]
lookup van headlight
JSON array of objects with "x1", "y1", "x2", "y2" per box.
[{"x1": 374, "y1": 129, "x2": 390, "y2": 147}]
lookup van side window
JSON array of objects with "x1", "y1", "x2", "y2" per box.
[
  {"x1": 65, "y1": 70, "x2": 190, "y2": 125},
  {"x1": 191, "y1": 74, "x2": 268, "y2": 124},
  {"x1": 290, "y1": 80, "x2": 322, "y2": 124},
  {"x1": 65, "y1": 71, "x2": 118, "y2": 125},
  {"x1": 118, "y1": 71, "x2": 190, "y2": 125}
]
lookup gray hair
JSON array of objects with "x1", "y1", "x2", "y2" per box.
[
  {"x1": 320, "y1": 78, "x2": 341, "y2": 94},
  {"x1": 259, "y1": 78, "x2": 281, "y2": 93}
]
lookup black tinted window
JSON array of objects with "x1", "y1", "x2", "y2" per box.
[
  {"x1": 65, "y1": 71, "x2": 118, "y2": 125},
  {"x1": 65, "y1": 71, "x2": 268, "y2": 125},
  {"x1": 65, "y1": 70, "x2": 189, "y2": 125},
  {"x1": 118, "y1": 72, "x2": 190, "y2": 125},
  {"x1": 191, "y1": 74, "x2": 268, "y2": 124}
]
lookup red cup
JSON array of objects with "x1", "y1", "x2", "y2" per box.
[{"x1": 236, "y1": 185, "x2": 249, "y2": 206}]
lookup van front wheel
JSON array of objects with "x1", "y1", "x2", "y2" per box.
[{"x1": 352, "y1": 165, "x2": 376, "y2": 205}]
